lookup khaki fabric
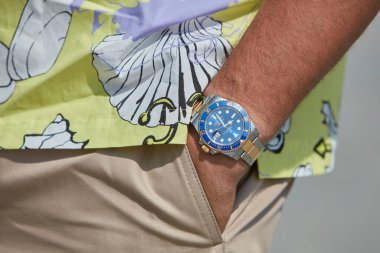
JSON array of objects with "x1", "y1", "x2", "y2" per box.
[{"x1": 0, "y1": 145, "x2": 292, "y2": 253}]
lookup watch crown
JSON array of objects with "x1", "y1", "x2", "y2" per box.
[{"x1": 201, "y1": 145, "x2": 210, "y2": 153}]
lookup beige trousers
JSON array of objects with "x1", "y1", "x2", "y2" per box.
[{"x1": 0, "y1": 145, "x2": 292, "y2": 253}]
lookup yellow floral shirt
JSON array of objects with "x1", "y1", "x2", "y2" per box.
[{"x1": 0, "y1": 0, "x2": 345, "y2": 178}]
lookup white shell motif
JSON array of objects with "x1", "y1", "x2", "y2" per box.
[
  {"x1": 21, "y1": 114, "x2": 89, "y2": 149},
  {"x1": 0, "y1": 0, "x2": 73, "y2": 104},
  {"x1": 93, "y1": 16, "x2": 232, "y2": 127},
  {"x1": 0, "y1": 43, "x2": 16, "y2": 104},
  {"x1": 293, "y1": 163, "x2": 313, "y2": 177}
]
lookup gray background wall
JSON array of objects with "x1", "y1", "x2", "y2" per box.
[{"x1": 272, "y1": 13, "x2": 380, "y2": 253}]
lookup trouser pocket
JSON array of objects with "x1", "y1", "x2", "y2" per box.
[
  {"x1": 180, "y1": 145, "x2": 224, "y2": 243},
  {"x1": 0, "y1": 146, "x2": 224, "y2": 252}
]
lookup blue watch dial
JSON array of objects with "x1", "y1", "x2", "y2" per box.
[
  {"x1": 199, "y1": 100, "x2": 251, "y2": 152},
  {"x1": 204, "y1": 107, "x2": 244, "y2": 145}
]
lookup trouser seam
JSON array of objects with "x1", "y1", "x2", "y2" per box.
[{"x1": 181, "y1": 146, "x2": 224, "y2": 245}]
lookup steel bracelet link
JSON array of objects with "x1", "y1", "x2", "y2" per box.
[{"x1": 190, "y1": 94, "x2": 264, "y2": 166}]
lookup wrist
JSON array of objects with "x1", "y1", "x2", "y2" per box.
[{"x1": 203, "y1": 78, "x2": 279, "y2": 145}]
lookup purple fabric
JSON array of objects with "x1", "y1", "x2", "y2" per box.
[
  {"x1": 71, "y1": 0, "x2": 237, "y2": 40},
  {"x1": 92, "y1": 10, "x2": 106, "y2": 34},
  {"x1": 70, "y1": 0, "x2": 84, "y2": 12},
  {"x1": 111, "y1": 0, "x2": 237, "y2": 40}
]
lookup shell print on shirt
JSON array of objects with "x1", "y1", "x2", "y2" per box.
[
  {"x1": 0, "y1": 0, "x2": 346, "y2": 179},
  {"x1": 92, "y1": 17, "x2": 232, "y2": 127}
]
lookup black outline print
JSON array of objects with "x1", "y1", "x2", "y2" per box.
[
  {"x1": 314, "y1": 100, "x2": 338, "y2": 172},
  {"x1": 321, "y1": 100, "x2": 338, "y2": 138},
  {"x1": 267, "y1": 117, "x2": 291, "y2": 153},
  {"x1": 0, "y1": 0, "x2": 73, "y2": 104},
  {"x1": 0, "y1": 42, "x2": 16, "y2": 104},
  {"x1": 21, "y1": 113, "x2": 89, "y2": 149},
  {"x1": 92, "y1": 16, "x2": 232, "y2": 130},
  {"x1": 92, "y1": 16, "x2": 232, "y2": 144},
  {"x1": 313, "y1": 137, "x2": 332, "y2": 159},
  {"x1": 293, "y1": 163, "x2": 313, "y2": 177}
]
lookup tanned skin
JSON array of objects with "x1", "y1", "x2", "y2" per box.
[{"x1": 187, "y1": 0, "x2": 380, "y2": 232}]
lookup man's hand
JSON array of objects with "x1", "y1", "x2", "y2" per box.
[
  {"x1": 186, "y1": 0, "x2": 379, "y2": 232},
  {"x1": 186, "y1": 124, "x2": 251, "y2": 232}
]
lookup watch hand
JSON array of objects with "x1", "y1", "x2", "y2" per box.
[
  {"x1": 214, "y1": 119, "x2": 232, "y2": 134},
  {"x1": 215, "y1": 125, "x2": 224, "y2": 132},
  {"x1": 216, "y1": 114, "x2": 226, "y2": 127}
]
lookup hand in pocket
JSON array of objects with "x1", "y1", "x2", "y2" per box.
[{"x1": 186, "y1": 126, "x2": 251, "y2": 232}]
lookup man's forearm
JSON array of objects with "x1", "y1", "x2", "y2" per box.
[{"x1": 205, "y1": 0, "x2": 379, "y2": 143}]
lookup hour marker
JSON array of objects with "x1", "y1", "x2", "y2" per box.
[
  {"x1": 228, "y1": 138, "x2": 232, "y2": 142},
  {"x1": 209, "y1": 129, "x2": 213, "y2": 133},
  {"x1": 208, "y1": 122, "x2": 212, "y2": 125},
  {"x1": 233, "y1": 133, "x2": 238, "y2": 138},
  {"x1": 231, "y1": 113, "x2": 236, "y2": 118},
  {"x1": 221, "y1": 138, "x2": 224, "y2": 142},
  {"x1": 237, "y1": 127, "x2": 241, "y2": 130},
  {"x1": 226, "y1": 110, "x2": 229, "y2": 114},
  {"x1": 218, "y1": 111, "x2": 222, "y2": 114},
  {"x1": 237, "y1": 119, "x2": 241, "y2": 123}
]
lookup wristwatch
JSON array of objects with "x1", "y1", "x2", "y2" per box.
[{"x1": 190, "y1": 95, "x2": 265, "y2": 166}]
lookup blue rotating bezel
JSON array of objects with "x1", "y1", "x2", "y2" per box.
[{"x1": 198, "y1": 100, "x2": 251, "y2": 152}]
